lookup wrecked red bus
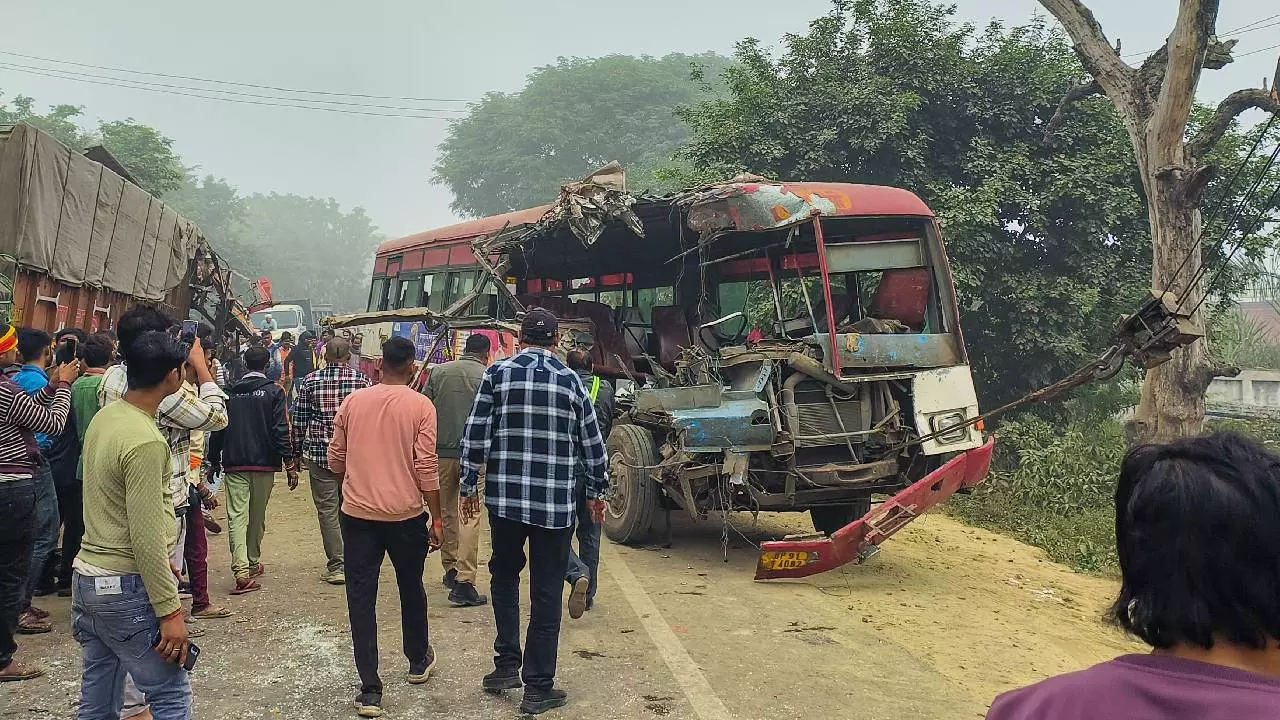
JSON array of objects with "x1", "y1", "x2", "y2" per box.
[{"x1": 366, "y1": 174, "x2": 994, "y2": 578}]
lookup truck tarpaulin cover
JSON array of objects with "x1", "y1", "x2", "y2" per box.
[{"x1": 0, "y1": 123, "x2": 204, "y2": 301}]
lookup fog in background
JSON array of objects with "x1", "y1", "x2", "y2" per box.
[{"x1": 3, "y1": 0, "x2": 1276, "y2": 239}]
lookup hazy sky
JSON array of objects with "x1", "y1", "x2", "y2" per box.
[{"x1": 2, "y1": 1, "x2": 1277, "y2": 242}]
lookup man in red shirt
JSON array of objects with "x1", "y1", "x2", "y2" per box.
[
  {"x1": 329, "y1": 337, "x2": 442, "y2": 718},
  {"x1": 987, "y1": 432, "x2": 1280, "y2": 719}
]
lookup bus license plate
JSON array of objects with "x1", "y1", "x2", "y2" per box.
[{"x1": 764, "y1": 551, "x2": 811, "y2": 570}]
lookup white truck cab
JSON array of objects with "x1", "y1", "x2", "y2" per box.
[{"x1": 251, "y1": 304, "x2": 307, "y2": 341}]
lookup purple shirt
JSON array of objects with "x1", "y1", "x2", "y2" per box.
[{"x1": 987, "y1": 654, "x2": 1280, "y2": 720}]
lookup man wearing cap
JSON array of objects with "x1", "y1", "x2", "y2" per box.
[{"x1": 459, "y1": 308, "x2": 608, "y2": 715}]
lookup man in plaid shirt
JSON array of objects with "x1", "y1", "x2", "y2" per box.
[
  {"x1": 290, "y1": 337, "x2": 370, "y2": 585},
  {"x1": 460, "y1": 308, "x2": 607, "y2": 715}
]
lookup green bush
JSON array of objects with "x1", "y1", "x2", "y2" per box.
[{"x1": 949, "y1": 403, "x2": 1280, "y2": 575}]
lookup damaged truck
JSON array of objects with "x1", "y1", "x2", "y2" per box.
[{"x1": 357, "y1": 166, "x2": 996, "y2": 579}]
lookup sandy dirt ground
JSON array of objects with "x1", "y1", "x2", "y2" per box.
[{"x1": 2, "y1": 477, "x2": 1142, "y2": 719}]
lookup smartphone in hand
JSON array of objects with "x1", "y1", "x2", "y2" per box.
[
  {"x1": 151, "y1": 630, "x2": 201, "y2": 671},
  {"x1": 55, "y1": 337, "x2": 78, "y2": 365},
  {"x1": 181, "y1": 320, "x2": 199, "y2": 343}
]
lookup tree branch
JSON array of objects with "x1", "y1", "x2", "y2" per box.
[
  {"x1": 1150, "y1": 0, "x2": 1220, "y2": 149},
  {"x1": 1187, "y1": 87, "x2": 1280, "y2": 158},
  {"x1": 1043, "y1": 79, "x2": 1101, "y2": 140},
  {"x1": 1037, "y1": 0, "x2": 1137, "y2": 108}
]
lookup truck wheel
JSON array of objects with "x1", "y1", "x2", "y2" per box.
[
  {"x1": 604, "y1": 424, "x2": 660, "y2": 544},
  {"x1": 810, "y1": 496, "x2": 873, "y2": 537}
]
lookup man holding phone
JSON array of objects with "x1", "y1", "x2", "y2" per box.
[{"x1": 73, "y1": 330, "x2": 194, "y2": 719}]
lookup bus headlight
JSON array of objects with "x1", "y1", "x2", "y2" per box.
[{"x1": 930, "y1": 411, "x2": 969, "y2": 444}]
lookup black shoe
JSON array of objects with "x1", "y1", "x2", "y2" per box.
[
  {"x1": 56, "y1": 585, "x2": 72, "y2": 598},
  {"x1": 408, "y1": 645, "x2": 436, "y2": 684},
  {"x1": 567, "y1": 576, "x2": 589, "y2": 619},
  {"x1": 442, "y1": 568, "x2": 458, "y2": 590},
  {"x1": 482, "y1": 667, "x2": 522, "y2": 694},
  {"x1": 448, "y1": 582, "x2": 488, "y2": 607},
  {"x1": 521, "y1": 687, "x2": 568, "y2": 714},
  {"x1": 354, "y1": 691, "x2": 382, "y2": 718},
  {"x1": 33, "y1": 582, "x2": 57, "y2": 598}
]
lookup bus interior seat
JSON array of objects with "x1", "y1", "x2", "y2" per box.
[
  {"x1": 575, "y1": 300, "x2": 633, "y2": 375},
  {"x1": 652, "y1": 305, "x2": 693, "y2": 372},
  {"x1": 618, "y1": 306, "x2": 650, "y2": 359},
  {"x1": 869, "y1": 268, "x2": 931, "y2": 331},
  {"x1": 816, "y1": 292, "x2": 856, "y2": 331}
]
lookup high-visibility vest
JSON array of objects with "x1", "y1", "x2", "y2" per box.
[{"x1": 588, "y1": 375, "x2": 601, "y2": 404}]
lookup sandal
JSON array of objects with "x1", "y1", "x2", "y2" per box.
[
  {"x1": 0, "y1": 660, "x2": 44, "y2": 682},
  {"x1": 249, "y1": 563, "x2": 265, "y2": 579},
  {"x1": 17, "y1": 612, "x2": 51, "y2": 634},
  {"x1": 191, "y1": 605, "x2": 233, "y2": 619},
  {"x1": 230, "y1": 579, "x2": 261, "y2": 595},
  {"x1": 27, "y1": 606, "x2": 50, "y2": 620},
  {"x1": 187, "y1": 626, "x2": 207, "y2": 639}
]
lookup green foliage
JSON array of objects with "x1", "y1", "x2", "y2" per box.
[
  {"x1": 433, "y1": 53, "x2": 733, "y2": 218},
  {"x1": 4, "y1": 89, "x2": 380, "y2": 312},
  {"x1": 678, "y1": 0, "x2": 1155, "y2": 408},
  {"x1": 1207, "y1": 307, "x2": 1280, "y2": 370},
  {"x1": 950, "y1": 409, "x2": 1127, "y2": 574},
  {"x1": 98, "y1": 119, "x2": 184, "y2": 196}
]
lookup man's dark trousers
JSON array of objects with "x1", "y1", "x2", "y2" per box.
[
  {"x1": 340, "y1": 512, "x2": 431, "y2": 695},
  {"x1": 0, "y1": 477, "x2": 36, "y2": 669},
  {"x1": 488, "y1": 510, "x2": 573, "y2": 692}
]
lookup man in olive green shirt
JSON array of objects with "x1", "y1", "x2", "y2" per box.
[{"x1": 72, "y1": 329, "x2": 193, "y2": 719}]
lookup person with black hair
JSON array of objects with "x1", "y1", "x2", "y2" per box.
[
  {"x1": 329, "y1": 336, "x2": 442, "y2": 718},
  {"x1": 73, "y1": 330, "x2": 193, "y2": 718},
  {"x1": 423, "y1": 332, "x2": 492, "y2": 608},
  {"x1": 459, "y1": 309, "x2": 608, "y2": 714},
  {"x1": 98, "y1": 306, "x2": 228, "y2": 593},
  {"x1": 208, "y1": 345, "x2": 297, "y2": 595},
  {"x1": 290, "y1": 337, "x2": 371, "y2": 586},
  {"x1": 12, "y1": 328, "x2": 76, "y2": 634},
  {"x1": 0, "y1": 322, "x2": 76, "y2": 682},
  {"x1": 181, "y1": 327, "x2": 232, "y2": 621},
  {"x1": 987, "y1": 432, "x2": 1280, "y2": 719},
  {"x1": 562, "y1": 348, "x2": 613, "y2": 616},
  {"x1": 55, "y1": 334, "x2": 115, "y2": 598}
]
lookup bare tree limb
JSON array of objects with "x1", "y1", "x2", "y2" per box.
[
  {"x1": 1037, "y1": 0, "x2": 1138, "y2": 109},
  {"x1": 1043, "y1": 79, "x2": 1101, "y2": 140},
  {"x1": 1187, "y1": 87, "x2": 1280, "y2": 158},
  {"x1": 1150, "y1": 0, "x2": 1221, "y2": 152}
]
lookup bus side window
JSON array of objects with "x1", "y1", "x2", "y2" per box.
[
  {"x1": 427, "y1": 273, "x2": 447, "y2": 312},
  {"x1": 635, "y1": 286, "x2": 675, "y2": 322},
  {"x1": 397, "y1": 276, "x2": 424, "y2": 309},
  {"x1": 369, "y1": 278, "x2": 391, "y2": 311}
]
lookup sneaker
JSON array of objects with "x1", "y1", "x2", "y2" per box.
[
  {"x1": 442, "y1": 568, "x2": 458, "y2": 589},
  {"x1": 354, "y1": 692, "x2": 382, "y2": 718},
  {"x1": 407, "y1": 645, "x2": 436, "y2": 684},
  {"x1": 448, "y1": 582, "x2": 488, "y2": 607},
  {"x1": 567, "y1": 576, "x2": 589, "y2": 620},
  {"x1": 520, "y1": 687, "x2": 568, "y2": 714},
  {"x1": 482, "y1": 667, "x2": 522, "y2": 694},
  {"x1": 322, "y1": 570, "x2": 346, "y2": 585}
]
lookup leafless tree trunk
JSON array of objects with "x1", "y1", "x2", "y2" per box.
[{"x1": 1038, "y1": 0, "x2": 1280, "y2": 442}]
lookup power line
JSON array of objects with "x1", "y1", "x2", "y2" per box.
[
  {"x1": 0, "y1": 48, "x2": 475, "y2": 104},
  {"x1": 0, "y1": 60, "x2": 467, "y2": 113},
  {"x1": 1122, "y1": 16, "x2": 1280, "y2": 59},
  {"x1": 0, "y1": 64, "x2": 459, "y2": 120},
  {"x1": 1236, "y1": 42, "x2": 1280, "y2": 59}
]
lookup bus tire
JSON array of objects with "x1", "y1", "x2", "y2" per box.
[
  {"x1": 810, "y1": 496, "x2": 873, "y2": 537},
  {"x1": 603, "y1": 425, "x2": 660, "y2": 545}
]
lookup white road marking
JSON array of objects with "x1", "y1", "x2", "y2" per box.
[{"x1": 604, "y1": 546, "x2": 736, "y2": 720}]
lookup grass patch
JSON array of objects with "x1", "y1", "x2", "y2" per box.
[{"x1": 948, "y1": 411, "x2": 1280, "y2": 575}]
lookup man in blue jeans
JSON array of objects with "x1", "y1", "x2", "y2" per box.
[
  {"x1": 73, "y1": 330, "x2": 192, "y2": 719},
  {"x1": 562, "y1": 349, "x2": 614, "y2": 617},
  {"x1": 12, "y1": 328, "x2": 66, "y2": 635}
]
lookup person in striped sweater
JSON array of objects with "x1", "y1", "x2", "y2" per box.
[{"x1": 0, "y1": 322, "x2": 78, "y2": 682}]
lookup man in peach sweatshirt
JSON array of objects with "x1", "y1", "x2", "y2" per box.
[{"x1": 328, "y1": 336, "x2": 442, "y2": 719}]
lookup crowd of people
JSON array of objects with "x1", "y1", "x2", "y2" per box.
[
  {"x1": 0, "y1": 306, "x2": 612, "y2": 719},
  {"x1": 2, "y1": 300, "x2": 1278, "y2": 720}
]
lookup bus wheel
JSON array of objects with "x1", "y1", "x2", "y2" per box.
[
  {"x1": 603, "y1": 425, "x2": 660, "y2": 544},
  {"x1": 810, "y1": 496, "x2": 873, "y2": 537}
]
